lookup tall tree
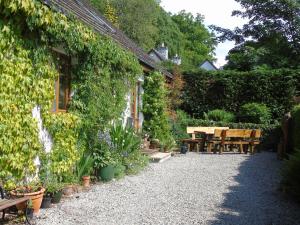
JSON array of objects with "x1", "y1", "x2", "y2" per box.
[
  {"x1": 172, "y1": 11, "x2": 216, "y2": 70},
  {"x1": 91, "y1": 1, "x2": 216, "y2": 70},
  {"x1": 212, "y1": 0, "x2": 300, "y2": 70}
]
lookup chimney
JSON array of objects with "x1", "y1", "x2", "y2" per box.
[
  {"x1": 157, "y1": 43, "x2": 168, "y2": 60},
  {"x1": 172, "y1": 54, "x2": 181, "y2": 65}
]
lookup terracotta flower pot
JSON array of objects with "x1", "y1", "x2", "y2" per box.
[
  {"x1": 11, "y1": 187, "x2": 45, "y2": 214},
  {"x1": 82, "y1": 176, "x2": 90, "y2": 188}
]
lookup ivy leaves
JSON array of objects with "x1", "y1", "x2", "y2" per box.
[{"x1": 0, "y1": 0, "x2": 142, "y2": 188}]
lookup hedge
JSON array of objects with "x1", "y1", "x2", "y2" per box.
[
  {"x1": 281, "y1": 105, "x2": 300, "y2": 202},
  {"x1": 182, "y1": 69, "x2": 300, "y2": 120},
  {"x1": 291, "y1": 105, "x2": 300, "y2": 151}
]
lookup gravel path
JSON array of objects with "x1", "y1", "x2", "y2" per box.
[{"x1": 36, "y1": 152, "x2": 300, "y2": 225}]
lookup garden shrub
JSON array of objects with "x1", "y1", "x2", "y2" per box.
[
  {"x1": 182, "y1": 69, "x2": 300, "y2": 120},
  {"x1": 281, "y1": 105, "x2": 300, "y2": 202},
  {"x1": 282, "y1": 149, "x2": 300, "y2": 202},
  {"x1": 238, "y1": 103, "x2": 271, "y2": 124},
  {"x1": 93, "y1": 124, "x2": 148, "y2": 175},
  {"x1": 204, "y1": 109, "x2": 235, "y2": 123},
  {"x1": 170, "y1": 110, "x2": 191, "y2": 142},
  {"x1": 291, "y1": 104, "x2": 300, "y2": 151},
  {"x1": 143, "y1": 71, "x2": 174, "y2": 143}
]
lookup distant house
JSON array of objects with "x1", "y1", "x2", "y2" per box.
[
  {"x1": 148, "y1": 43, "x2": 182, "y2": 65},
  {"x1": 199, "y1": 60, "x2": 218, "y2": 71}
]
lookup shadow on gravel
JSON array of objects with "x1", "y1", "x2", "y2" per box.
[{"x1": 208, "y1": 152, "x2": 300, "y2": 225}]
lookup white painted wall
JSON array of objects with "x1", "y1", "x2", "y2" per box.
[{"x1": 32, "y1": 106, "x2": 53, "y2": 178}]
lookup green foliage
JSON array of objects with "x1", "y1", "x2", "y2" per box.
[
  {"x1": 239, "y1": 103, "x2": 271, "y2": 124},
  {"x1": 93, "y1": 140, "x2": 116, "y2": 169},
  {"x1": 0, "y1": 22, "x2": 56, "y2": 189},
  {"x1": 114, "y1": 162, "x2": 126, "y2": 179},
  {"x1": 109, "y1": 124, "x2": 148, "y2": 174},
  {"x1": 204, "y1": 109, "x2": 235, "y2": 123},
  {"x1": 43, "y1": 175, "x2": 64, "y2": 194},
  {"x1": 76, "y1": 152, "x2": 94, "y2": 180},
  {"x1": 160, "y1": 136, "x2": 176, "y2": 152},
  {"x1": 282, "y1": 149, "x2": 300, "y2": 202},
  {"x1": 171, "y1": 11, "x2": 216, "y2": 69},
  {"x1": 91, "y1": 1, "x2": 216, "y2": 70},
  {"x1": 110, "y1": 123, "x2": 141, "y2": 160},
  {"x1": 92, "y1": 0, "x2": 159, "y2": 50},
  {"x1": 282, "y1": 104, "x2": 300, "y2": 202},
  {"x1": 43, "y1": 113, "x2": 80, "y2": 180},
  {"x1": 170, "y1": 110, "x2": 191, "y2": 142},
  {"x1": 0, "y1": 0, "x2": 142, "y2": 188},
  {"x1": 212, "y1": 0, "x2": 300, "y2": 70},
  {"x1": 291, "y1": 104, "x2": 300, "y2": 151},
  {"x1": 182, "y1": 69, "x2": 299, "y2": 120},
  {"x1": 104, "y1": 1, "x2": 119, "y2": 27},
  {"x1": 143, "y1": 71, "x2": 173, "y2": 143},
  {"x1": 93, "y1": 124, "x2": 148, "y2": 176}
]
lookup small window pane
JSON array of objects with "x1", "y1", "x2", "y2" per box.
[{"x1": 59, "y1": 75, "x2": 68, "y2": 109}]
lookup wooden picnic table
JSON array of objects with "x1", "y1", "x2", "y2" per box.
[{"x1": 194, "y1": 128, "x2": 228, "y2": 152}]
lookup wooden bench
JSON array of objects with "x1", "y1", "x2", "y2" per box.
[
  {"x1": 182, "y1": 127, "x2": 229, "y2": 152},
  {"x1": 211, "y1": 129, "x2": 261, "y2": 154},
  {"x1": 0, "y1": 186, "x2": 31, "y2": 224},
  {"x1": 249, "y1": 129, "x2": 261, "y2": 154}
]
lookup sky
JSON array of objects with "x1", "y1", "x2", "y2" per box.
[{"x1": 160, "y1": 0, "x2": 248, "y2": 67}]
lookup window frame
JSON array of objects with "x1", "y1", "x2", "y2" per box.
[{"x1": 52, "y1": 50, "x2": 71, "y2": 113}]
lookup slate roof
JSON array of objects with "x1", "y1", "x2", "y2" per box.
[
  {"x1": 199, "y1": 60, "x2": 219, "y2": 71},
  {"x1": 148, "y1": 49, "x2": 165, "y2": 62},
  {"x1": 41, "y1": 0, "x2": 173, "y2": 79}
]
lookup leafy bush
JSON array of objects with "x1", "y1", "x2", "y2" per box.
[
  {"x1": 110, "y1": 124, "x2": 148, "y2": 174},
  {"x1": 114, "y1": 162, "x2": 126, "y2": 179},
  {"x1": 75, "y1": 153, "x2": 94, "y2": 180},
  {"x1": 239, "y1": 103, "x2": 271, "y2": 124},
  {"x1": 182, "y1": 69, "x2": 300, "y2": 120},
  {"x1": 291, "y1": 105, "x2": 300, "y2": 151},
  {"x1": 143, "y1": 71, "x2": 174, "y2": 143},
  {"x1": 110, "y1": 123, "x2": 141, "y2": 159},
  {"x1": 93, "y1": 124, "x2": 148, "y2": 176},
  {"x1": 282, "y1": 149, "x2": 300, "y2": 202},
  {"x1": 204, "y1": 109, "x2": 235, "y2": 123}
]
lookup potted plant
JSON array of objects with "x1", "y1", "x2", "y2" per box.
[
  {"x1": 92, "y1": 134, "x2": 117, "y2": 182},
  {"x1": 10, "y1": 181, "x2": 45, "y2": 214},
  {"x1": 76, "y1": 152, "x2": 95, "y2": 188},
  {"x1": 41, "y1": 192, "x2": 52, "y2": 208},
  {"x1": 42, "y1": 178, "x2": 63, "y2": 204},
  {"x1": 49, "y1": 183, "x2": 64, "y2": 204}
]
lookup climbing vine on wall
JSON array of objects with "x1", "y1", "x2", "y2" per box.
[
  {"x1": 143, "y1": 71, "x2": 173, "y2": 143},
  {"x1": 0, "y1": 0, "x2": 142, "y2": 189}
]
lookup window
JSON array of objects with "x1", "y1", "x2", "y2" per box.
[{"x1": 52, "y1": 52, "x2": 71, "y2": 113}]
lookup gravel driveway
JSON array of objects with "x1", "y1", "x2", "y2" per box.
[{"x1": 36, "y1": 152, "x2": 300, "y2": 225}]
